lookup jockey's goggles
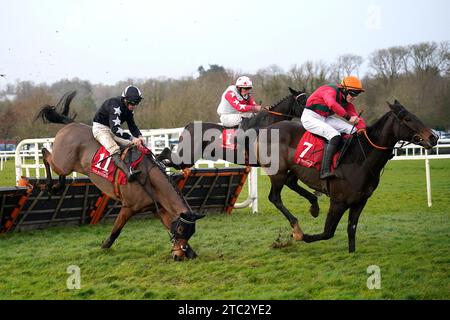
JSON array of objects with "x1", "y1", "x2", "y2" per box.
[
  {"x1": 127, "y1": 100, "x2": 141, "y2": 106},
  {"x1": 348, "y1": 90, "x2": 362, "y2": 97}
]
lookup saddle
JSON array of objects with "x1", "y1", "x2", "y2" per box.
[
  {"x1": 91, "y1": 145, "x2": 150, "y2": 185},
  {"x1": 293, "y1": 132, "x2": 352, "y2": 172}
]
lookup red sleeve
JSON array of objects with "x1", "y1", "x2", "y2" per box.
[
  {"x1": 356, "y1": 120, "x2": 366, "y2": 130},
  {"x1": 248, "y1": 96, "x2": 257, "y2": 106},
  {"x1": 224, "y1": 90, "x2": 255, "y2": 113},
  {"x1": 321, "y1": 87, "x2": 349, "y2": 118},
  {"x1": 346, "y1": 103, "x2": 367, "y2": 129}
]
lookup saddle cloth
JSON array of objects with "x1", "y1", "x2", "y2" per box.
[
  {"x1": 220, "y1": 128, "x2": 237, "y2": 150},
  {"x1": 90, "y1": 145, "x2": 150, "y2": 185},
  {"x1": 293, "y1": 132, "x2": 343, "y2": 171}
]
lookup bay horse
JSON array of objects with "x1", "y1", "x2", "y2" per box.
[
  {"x1": 259, "y1": 100, "x2": 437, "y2": 252},
  {"x1": 36, "y1": 92, "x2": 205, "y2": 260},
  {"x1": 157, "y1": 87, "x2": 307, "y2": 168}
]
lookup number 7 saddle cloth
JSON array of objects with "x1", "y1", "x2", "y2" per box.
[{"x1": 294, "y1": 132, "x2": 350, "y2": 172}]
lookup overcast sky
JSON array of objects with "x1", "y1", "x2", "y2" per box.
[{"x1": 0, "y1": 0, "x2": 449, "y2": 87}]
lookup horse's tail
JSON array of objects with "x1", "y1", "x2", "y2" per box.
[{"x1": 35, "y1": 91, "x2": 77, "y2": 124}]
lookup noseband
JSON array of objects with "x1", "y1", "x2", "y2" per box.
[{"x1": 170, "y1": 213, "x2": 197, "y2": 241}]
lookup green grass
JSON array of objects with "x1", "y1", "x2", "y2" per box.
[{"x1": 0, "y1": 159, "x2": 449, "y2": 300}]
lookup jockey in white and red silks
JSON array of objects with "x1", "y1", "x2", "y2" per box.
[{"x1": 217, "y1": 76, "x2": 266, "y2": 129}]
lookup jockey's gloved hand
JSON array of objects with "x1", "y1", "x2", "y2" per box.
[
  {"x1": 349, "y1": 116, "x2": 360, "y2": 124},
  {"x1": 131, "y1": 137, "x2": 143, "y2": 147},
  {"x1": 253, "y1": 105, "x2": 269, "y2": 112}
]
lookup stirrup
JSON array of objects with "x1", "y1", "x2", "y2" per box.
[
  {"x1": 127, "y1": 168, "x2": 141, "y2": 182},
  {"x1": 320, "y1": 171, "x2": 336, "y2": 180}
]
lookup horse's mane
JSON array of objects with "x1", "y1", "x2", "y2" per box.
[
  {"x1": 147, "y1": 153, "x2": 192, "y2": 211},
  {"x1": 269, "y1": 94, "x2": 293, "y2": 110},
  {"x1": 342, "y1": 111, "x2": 394, "y2": 165},
  {"x1": 366, "y1": 111, "x2": 393, "y2": 138},
  {"x1": 246, "y1": 93, "x2": 296, "y2": 129}
]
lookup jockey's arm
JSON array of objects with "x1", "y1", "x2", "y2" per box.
[
  {"x1": 224, "y1": 90, "x2": 256, "y2": 113},
  {"x1": 346, "y1": 103, "x2": 367, "y2": 130},
  {"x1": 321, "y1": 88, "x2": 350, "y2": 119},
  {"x1": 126, "y1": 118, "x2": 144, "y2": 146},
  {"x1": 109, "y1": 110, "x2": 132, "y2": 140}
]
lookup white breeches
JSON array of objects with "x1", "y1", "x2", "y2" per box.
[
  {"x1": 92, "y1": 122, "x2": 132, "y2": 155},
  {"x1": 300, "y1": 108, "x2": 357, "y2": 141},
  {"x1": 219, "y1": 113, "x2": 253, "y2": 127}
]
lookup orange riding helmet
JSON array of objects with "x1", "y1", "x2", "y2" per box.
[{"x1": 340, "y1": 76, "x2": 365, "y2": 92}]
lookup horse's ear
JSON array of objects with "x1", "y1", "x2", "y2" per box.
[
  {"x1": 394, "y1": 99, "x2": 401, "y2": 105},
  {"x1": 387, "y1": 101, "x2": 396, "y2": 112},
  {"x1": 288, "y1": 87, "x2": 299, "y2": 95}
]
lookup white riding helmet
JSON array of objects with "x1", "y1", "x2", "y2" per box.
[{"x1": 235, "y1": 76, "x2": 253, "y2": 89}]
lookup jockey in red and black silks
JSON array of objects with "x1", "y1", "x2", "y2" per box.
[{"x1": 300, "y1": 76, "x2": 366, "y2": 179}]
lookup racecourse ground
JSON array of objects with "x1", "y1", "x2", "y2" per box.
[{"x1": 0, "y1": 160, "x2": 449, "y2": 299}]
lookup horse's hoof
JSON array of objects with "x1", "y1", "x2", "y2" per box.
[
  {"x1": 101, "y1": 241, "x2": 112, "y2": 249},
  {"x1": 292, "y1": 232, "x2": 304, "y2": 241},
  {"x1": 161, "y1": 159, "x2": 172, "y2": 166}
]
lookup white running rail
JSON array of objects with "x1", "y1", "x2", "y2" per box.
[{"x1": 12, "y1": 127, "x2": 259, "y2": 213}]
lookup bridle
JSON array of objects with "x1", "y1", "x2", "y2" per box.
[
  {"x1": 358, "y1": 110, "x2": 426, "y2": 151},
  {"x1": 170, "y1": 213, "x2": 197, "y2": 258},
  {"x1": 355, "y1": 111, "x2": 423, "y2": 178}
]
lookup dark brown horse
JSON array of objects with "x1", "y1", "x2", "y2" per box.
[
  {"x1": 261, "y1": 100, "x2": 437, "y2": 252},
  {"x1": 36, "y1": 92, "x2": 204, "y2": 260},
  {"x1": 157, "y1": 87, "x2": 307, "y2": 168}
]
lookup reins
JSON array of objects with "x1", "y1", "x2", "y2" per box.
[
  {"x1": 357, "y1": 111, "x2": 413, "y2": 151},
  {"x1": 354, "y1": 112, "x2": 413, "y2": 179},
  {"x1": 359, "y1": 129, "x2": 391, "y2": 150}
]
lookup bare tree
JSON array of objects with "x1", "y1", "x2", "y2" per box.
[
  {"x1": 332, "y1": 54, "x2": 364, "y2": 81},
  {"x1": 368, "y1": 46, "x2": 411, "y2": 89},
  {"x1": 409, "y1": 41, "x2": 450, "y2": 75}
]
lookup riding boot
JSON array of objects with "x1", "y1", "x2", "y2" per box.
[
  {"x1": 320, "y1": 136, "x2": 342, "y2": 179},
  {"x1": 111, "y1": 153, "x2": 141, "y2": 182}
]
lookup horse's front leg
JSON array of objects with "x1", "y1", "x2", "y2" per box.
[
  {"x1": 102, "y1": 207, "x2": 134, "y2": 249},
  {"x1": 303, "y1": 200, "x2": 348, "y2": 244},
  {"x1": 347, "y1": 199, "x2": 368, "y2": 253},
  {"x1": 285, "y1": 171, "x2": 320, "y2": 218},
  {"x1": 268, "y1": 173, "x2": 304, "y2": 241}
]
